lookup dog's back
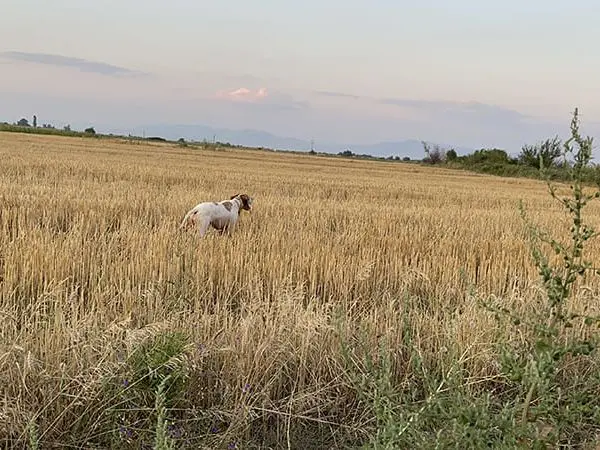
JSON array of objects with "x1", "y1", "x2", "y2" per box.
[
  {"x1": 180, "y1": 201, "x2": 216, "y2": 230},
  {"x1": 179, "y1": 196, "x2": 251, "y2": 236}
]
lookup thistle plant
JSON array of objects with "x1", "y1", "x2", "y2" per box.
[{"x1": 491, "y1": 108, "x2": 600, "y2": 444}]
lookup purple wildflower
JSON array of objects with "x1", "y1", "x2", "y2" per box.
[
  {"x1": 227, "y1": 442, "x2": 237, "y2": 449},
  {"x1": 119, "y1": 425, "x2": 133, "y2": 439},
  {"x1": 242, "y1": 383, "x2": 251, "y2": 394},
  {"x1": 167, "y1": 424, "x2": 183, "y2": 439}
]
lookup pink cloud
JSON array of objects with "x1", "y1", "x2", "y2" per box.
[{"x1": 215, "y1": 87, "x2": 268, "y2": 102}]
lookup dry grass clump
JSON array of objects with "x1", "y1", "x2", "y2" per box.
[{"x1": 1, "y1": 132, "x2": 599, "y2": 448}]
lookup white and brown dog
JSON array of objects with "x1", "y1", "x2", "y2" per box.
[{"x1": 180, "y1": 193, "x2": 253, "y2": 237}]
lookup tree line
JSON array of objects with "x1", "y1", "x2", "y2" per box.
[
  {"x1": 7, "y1": 115, "x2": 95, "y2": 135},
  {"x1": 3, "y1": 114, "x2": 598, "y2": 184},
  {"x1": 420, "y1": 136, "x2": 599, "y2": 182}
]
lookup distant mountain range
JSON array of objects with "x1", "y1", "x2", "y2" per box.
[{"x1": 110, "y1": 123, "x2": 474, "y2": 160}]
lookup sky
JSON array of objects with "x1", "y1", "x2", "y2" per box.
[{"x1": 1, "y1": 0, "x2": 600, "y2": 154}]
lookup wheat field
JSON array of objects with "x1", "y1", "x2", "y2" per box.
[{"x1": 1, "y1": 132, "x2": 599, "y2": 448}]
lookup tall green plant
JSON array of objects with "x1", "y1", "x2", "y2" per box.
[
  {"x1": 154, "y1": 376, "x2": 176, "y2": 450},
  {"x1": 489, "y1": 108, "x2": 600, "y2": 445}
]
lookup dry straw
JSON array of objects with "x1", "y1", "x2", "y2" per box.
[{"x1": 1, "y1": 132, "x2": 599, "y2": 446}]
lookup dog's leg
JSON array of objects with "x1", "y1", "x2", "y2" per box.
[
  {"x1": 225, "y1": 222, "x2": 235, "y2": 237},
  {"x1": 197, "y1": 216, "x2": 211, "y2": 237}
]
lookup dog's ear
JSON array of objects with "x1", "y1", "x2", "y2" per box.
[{"x1": 230, "y1": 193, "x2": 239, "y2": 200}]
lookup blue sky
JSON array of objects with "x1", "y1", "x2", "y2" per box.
[{"x1": 1, "y1": 0, "x2": 599, "y2": 153}]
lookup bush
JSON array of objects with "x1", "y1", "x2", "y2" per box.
[
  {"x1": 518, "y1": 136, "x2": 562, "y2": 169},
  {"x1": 446, "y1": 149, "x2": 458, "y2": 161},
  {"x1": 421, "y1": 141, "x2": 446, "y2": 164}
]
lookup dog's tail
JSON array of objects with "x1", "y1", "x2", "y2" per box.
[{"x1": 179, "y1": 210, "x2": 195, "y2": 231}]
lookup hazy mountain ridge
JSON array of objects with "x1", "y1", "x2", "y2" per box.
[{"x1": 127, "y1": 123, "x2": 474, "y2": 159}]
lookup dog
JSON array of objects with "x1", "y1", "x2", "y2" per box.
[{"x1": 179, "y1": 193, "x2": 253, "y2": 237}]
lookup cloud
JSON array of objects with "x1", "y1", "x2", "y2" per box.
[
  {"x1": 379, "y1": 97, "x2": 527, "y2": 122},
  {"x1": 0, "y1": 51, "x2": 147, "y2": 76},
  {"x1": 314, "y1": 90, "x2": 361, "y2": 100},
  {"x1": 355, "y1": 96, "x2": 568, "y2": 151},
  {"x1": 214, "y1": 87, "x2": 308, "y2": 111},
  {"x1": 195, "y1": 71, "x2": 277, "y2": 86},
  {"x1": 313, "y1": 91, "x2": 527, "y2": 123},
  {"x1": 215, "y1": 87, "x2": 269, "y2": 102}
]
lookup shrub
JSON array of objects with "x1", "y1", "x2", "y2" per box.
[
  {"x1": 468, "y1": 148, "x2": 513, "y2": 164},
  {"x1": 518, "y1": 136, "x2": 562, "y2": 169},
  {"x1": 421, "y1": 141, "x2": 446, "y2": 164}
]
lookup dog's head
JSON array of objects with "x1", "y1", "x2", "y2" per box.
[{"x1": 230, "y1": 193, "x2": 253, "y2": 212}]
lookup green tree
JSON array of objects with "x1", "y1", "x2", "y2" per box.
[
  {"x1": 446, "y1": 148, "x2": 458, "y2": 161},
  {"x1": 518, "y1": 136, "x2": 562, "y2": 169}
]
